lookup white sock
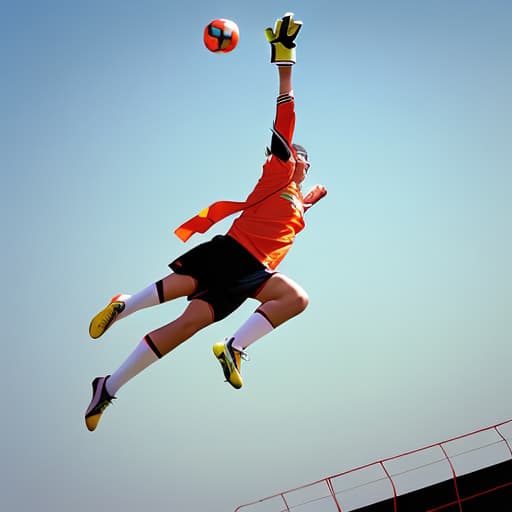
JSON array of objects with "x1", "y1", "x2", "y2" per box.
[
  {"x1": 118, "y1": 282, "x2": 161, "y2": 320},
  {"x1": 105, "y1": 337, "x2": 160, "y2": 396},
  {"x1": 230, "y1": 311, "x2": 274, "y2": 351}
]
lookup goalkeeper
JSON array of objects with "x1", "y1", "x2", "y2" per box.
[{"x1": 85, "y1": 13, "x2": 327, "y2": 432}]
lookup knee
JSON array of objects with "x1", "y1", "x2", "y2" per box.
[{"x1": 292, "y1": 287, "x2": 309, "y2": 314}]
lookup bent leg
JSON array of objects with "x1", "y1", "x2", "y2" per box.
[
  {"x1": 254, "y1": 273, "x2": 309, "y2": 327},
  {"x1": 228, "y1": 273, "x2": 308, "y2": 352}
]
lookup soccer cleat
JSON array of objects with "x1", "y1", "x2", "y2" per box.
[
  {"x1": 85, "y1": 376, "x2": 116, "y2": 431},
  {"x1": 212, "y1": 338, "x2": 248, "y2": 389},
  {"x1": 89, "y1": 294, "x2": 130, "y2": 339}
]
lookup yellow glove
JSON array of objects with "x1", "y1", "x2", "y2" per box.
[{"x1": 265, "y1": 12, "x2": 303, "y2": 65}]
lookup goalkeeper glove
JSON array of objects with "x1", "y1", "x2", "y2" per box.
[{"x1": 265, "y1": 12, "x2": 303, "y2": 65}]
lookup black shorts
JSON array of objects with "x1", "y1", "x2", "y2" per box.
[{"x1": 169, "y1": 235, "x2": 273, "y2": 321}]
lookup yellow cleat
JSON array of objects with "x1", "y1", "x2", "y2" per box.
[
  {"x1": 89, "y1": 294, "x2": 129, "y2": 339},
  {"x1": 213, "y1": 338, "x2": 246, "y2": 389},
  {"x1": 85, "y1": 376, "x2": 116, "y2": 432}
]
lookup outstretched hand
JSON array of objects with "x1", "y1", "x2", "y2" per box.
[
  {"x1": 265, "y1": 12, "x2": 303, "y2": 65},
  {"x1": 303, "y1": 184, "x2": 327, "y2": 211}
]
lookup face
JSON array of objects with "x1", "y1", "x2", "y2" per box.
[{"x1": 293, "y1": 153, "x2": 310, "y2": 184}]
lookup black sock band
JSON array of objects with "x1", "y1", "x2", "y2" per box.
[
  {"x1": 155, "y1": 280, "x2": 165, "y2": 304},
  {"x1": 255, "y1": 308, "x2": 276, "y2": 329},
  {"x1": 144, "y1": 334, "x2": 163, "y2": 359}
]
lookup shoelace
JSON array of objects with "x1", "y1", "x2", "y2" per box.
[
  {"x1": 225, "y1": 337, "x2": 250, "y2": 363},
  {"x1": 99, "y1": 304, "x2": 120, "y2": 329},
  {"x1": 233, "y1": 347, "x2": 250, "y2": 362},
  {"x1": 98, "y1": 396, "x2": 116, "y2": 413}
]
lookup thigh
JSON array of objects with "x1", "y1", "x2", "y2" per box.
[
  {"x1": 254, "y1": 272, "x2": 307, "y2": 302},
  {"x1": 148, "y1": 299, "x2": 214, "y2": 356},
  {"x1": 161, "y1": 272, "x2": 198, "y2": 301}
]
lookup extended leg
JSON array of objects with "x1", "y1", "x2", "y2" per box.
[
  {"x1": 89, "y1": 273, "x2": 197, "y2": 339},
  {"x1": 85, "y1": 299, "x2": 213, "y2": 431}
]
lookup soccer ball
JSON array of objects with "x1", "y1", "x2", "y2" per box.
[{"x1": 203, "y1": 19, "x2": 239, "y2": 53}]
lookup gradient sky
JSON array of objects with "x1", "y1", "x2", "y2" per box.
[{"x1": 2, "y1": 1, "x2": 511, "y2": 511}]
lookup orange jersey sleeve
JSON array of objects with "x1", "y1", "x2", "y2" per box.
[{"x1": 273, "y1": 92, "x2": 296, "y2": 152}]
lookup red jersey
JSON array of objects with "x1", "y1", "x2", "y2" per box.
[
  {"x1": 227, "y1": 163, "x2": 304, "y2": 269},
  {"x1": 175, "y1": 93, "x2": 305, "y2": 270}
]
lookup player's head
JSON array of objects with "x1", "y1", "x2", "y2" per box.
[
  {"x1": 294, "y1": 144, "x2": 310, "y2": 170},
  {"x1": 293, "y1": 144, "x2": 308, "y2": 162},
  {"x1": 264, "y1": 142, "x2": 310, "y2": 180},
  {"x1": 264, "y1": 143, "x2": 309, "y2": 162},
  {"x1": 292, "y1": 143, "x2": 310, "y2": 184}
]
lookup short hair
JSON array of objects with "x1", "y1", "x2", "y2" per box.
[{"x1": 293, "y1": 144, "x2": 308, "y2": 160}]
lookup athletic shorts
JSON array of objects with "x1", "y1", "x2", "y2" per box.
[{"x1": 169, "y1": 235, "x2": 273, "y2": 321}]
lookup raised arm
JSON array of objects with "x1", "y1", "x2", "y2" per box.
[
  {"x1": 265, "y1": 13, "x2": 302, "y2": 161},
  {"x1": 278, "y1": 65, "x2": 292, "y2": 95},
  {"x1": 266, "y1": 13, "x2": 327, "y2": 209}
]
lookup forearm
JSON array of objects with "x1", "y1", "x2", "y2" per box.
[
  {"x1": 271, "y1": 63, "x2": 295, "y2": 154},
  {"x1": 267, "y1": 14, "x2": 300, "y2": 159},
  {"x1": 278, "y1": 65, "x2": 292, "y2": 95}
]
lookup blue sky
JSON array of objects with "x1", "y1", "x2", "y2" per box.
[{"x1": 2, "y1": 1, "x2": 511, "y2": 511}]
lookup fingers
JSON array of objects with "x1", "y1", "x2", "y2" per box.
[
  {"x1": 282, "y1": 13, "x2": 302, "y2": 37},
  {"x1": 266, "y1": 13, "x2": 302, "y2": 41},
  {"x1": 265, "y1": 26, "x2": 276, "y2": 42}
]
